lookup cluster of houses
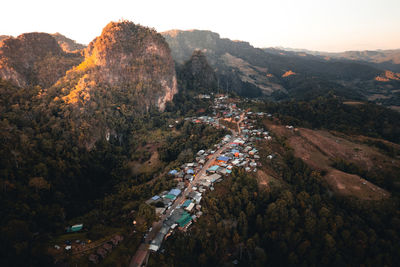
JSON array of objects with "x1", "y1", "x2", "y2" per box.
[
  {"x1": 144, "y1": 95, "x2": 274, "y2": 253},
  {"x1": 203, "y1": 134, "x2": 261, "y2": 175}
]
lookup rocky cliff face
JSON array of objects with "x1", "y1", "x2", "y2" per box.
[
  {"x1": 59, "y1": 21, "x2": 177, "y2": 111},
  {"x1": 50, "y1": 21, "x2": 178, "y2": 149},
  {"x1": 163, "y1": 29, "x2": 399, "y2": 101},
  {"x1": 163, "y1": 29, "x2": 284, "y2": 97},
  {"x1": 0, "y1": 33, "x2": 83, "y2": 88}
]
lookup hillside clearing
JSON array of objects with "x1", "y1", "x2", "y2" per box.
[{"x1": 265, "y1": 121, "x2": 395, "y2": 200}]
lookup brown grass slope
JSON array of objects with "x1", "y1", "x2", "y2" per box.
[{"x1": 265, "y1": 120, "x2": 398, "y2": 200}]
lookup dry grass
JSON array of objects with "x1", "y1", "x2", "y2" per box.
[
  {"x1": 325, "y1": 169, "x2": 389, "y2": 200},
  {"x1": 255, "y1": 170, "x2": 281, "y2": 190},
  {"x1": 264, "y1": 120, "x2": 396, "y2": 200},
  {"x1": 129, "y1": 144, "x2": 163, "y2": 176}
]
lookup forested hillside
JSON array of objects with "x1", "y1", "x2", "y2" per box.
[
  {"x1": 245, "y1": 95, "x2": 400, "y2": 144},
  {"x1": 150, "y1": 155, "x2": 400, "y2": 266}
]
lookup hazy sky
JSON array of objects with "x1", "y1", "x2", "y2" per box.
[{"x1": 1, "y1": 0, "x2": 399, "y2": 52}]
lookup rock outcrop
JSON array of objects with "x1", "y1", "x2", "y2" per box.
[
  {"x1": 59, "y1": 20, "x2": 177, "y2": 111},
  {"x1": 0, "y1": 33, "x2": 83, "y2": 88}
]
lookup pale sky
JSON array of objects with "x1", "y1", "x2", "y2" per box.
[{"x1": 1, "y1": 0, "x2": 399, "y2": 52}]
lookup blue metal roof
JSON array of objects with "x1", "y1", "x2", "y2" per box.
[
  {"x1": 151, "y1": 195, "x2": 160, "y2": 201},
  {"x1": 168, "y1": 188, "x2": 181, "y2": 196},
  {"x1": 182, "y1": 200, "x2": 192, "y2": 208},
  {"x1": 169, "y1": 170, "x2": 178, "y2": 175},
  {"x1": 217, "y1": 156, "x2": 230, "y2": 162}
]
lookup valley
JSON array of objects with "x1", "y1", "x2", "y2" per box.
[{"x1": 1, "y1": 19, "x2": 400, "y2": 267}]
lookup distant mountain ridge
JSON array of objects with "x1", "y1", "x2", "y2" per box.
[
  {"x1": 162, "y1": 29, "x2": 400, "y2": 106},
  {"x1": 0, "y1": 33, "x2": 83, "y2": 88},
  {"x1": 265, "y1": 47, "x2": 400, "y2": 72},
  {"x1": 51, "y1": 32, "x2": 86, "y2": 52}
]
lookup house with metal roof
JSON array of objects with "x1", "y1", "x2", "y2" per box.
[
  {"x1": 177, "y1": 212, "x2": 192, "y2": 227},
  {"x1": 151, "y1": 195, "x2": 160, "y2": 201},
  {"x1": 182, "y1": 200, "x2": 192, "y2": 208},
  {"x1": 185, "y1": 202, "x2": 195, "y2": 212},
  {"x1": 168, "y1": 188, "x2": 181, "y2": 196},
  {"x1": 164, "y1": 194, "x2": 176, "y2": 200},
  {"x1": 217, "y1": 156, "x2": 230, "y2": 163},
  {"x1": 168, "y1": 170, "x2": 178, "y2": 175},
  {"x1": 66, "y1": 224, "x2": 83, "y2": 233},
  {"x1": 207, "y1": 165, "x2": 220, "y2": 173}
]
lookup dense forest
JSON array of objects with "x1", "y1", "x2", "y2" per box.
[
  {"x1": 244, "y1": 95, "x2": 400, "y2": 144},
  {"x1": 0, "y1": 76, "x2": 227, "y2": 265},
  {"x1": 150, "y1": 149, "x2": 400, "y2": 266}
]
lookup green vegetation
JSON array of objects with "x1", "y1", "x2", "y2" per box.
[
  {"x1": 0, "y1": 76, "x2": 226, "y2": 265},
  {"x1": 150, "y1": 150, "x2": 400, "y2": 267},
  {"x1": 159, "y1": 121, "x2": 228, "y2": 165},
  {"x1": 245, "y1": 95, "x2": 400, "y2": 143}
]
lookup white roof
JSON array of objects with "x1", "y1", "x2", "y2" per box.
[
  {"x1": 185, "y1": 202, "x2": 195, "y2": 211},
  {"x1": 149, "y1": 244, "x2": 160, "y2": 252}
]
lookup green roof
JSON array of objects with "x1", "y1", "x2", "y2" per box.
[
  {"x1": 67, "y1": 224, "x2": 83, "y2": 233},
  {"x1": 165, "y1": 194, "x2": 176, "y2": 200},
  {"x1": 207, "y1": 165, "x2": 219, "y2": 172},
  {"x1": 177, "y1": 212, "x2": 192, "y2": 227}
]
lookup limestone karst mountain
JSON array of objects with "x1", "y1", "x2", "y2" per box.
[{"x1": 56, "y1": 21, "x2": 177, "y2": 112}]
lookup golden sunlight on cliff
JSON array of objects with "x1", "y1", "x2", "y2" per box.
[
  {"x1": 375, "y1": 70, "x2": 400, "y2": 82},
  {"x1": 282, "y1": 70, "x2": 296, "y2": 77}
]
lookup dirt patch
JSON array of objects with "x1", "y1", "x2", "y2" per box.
[
  {"x1": 130, "y1": 151, "x2": 162, "y2": 175},
  {"x1": 298, "y1": 128, "x2": 381, "y2": 171},
  {"x1": 129, "y1": 143, "x2": 163, "y2": 176},
  {"x1": 325, "y1": 169, "x2": 389, "y2": 200},
  {"x1": 256, "y1": 170, "x2": 272, "y2": 189},
  {"x1": 287, "y1": 134, "x2": 331, "y2": 171}
]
